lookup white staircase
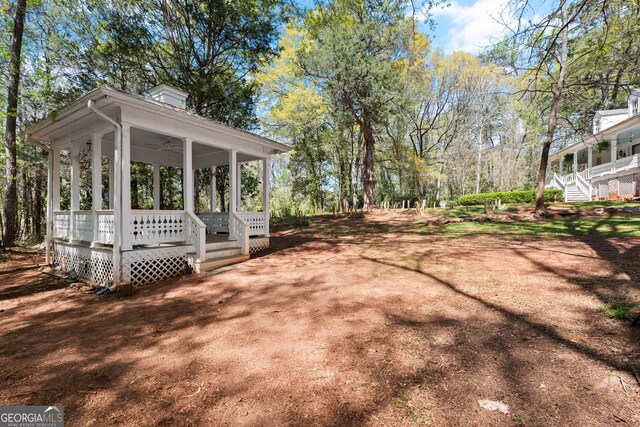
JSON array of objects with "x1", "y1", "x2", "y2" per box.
[
  {"x1": 188, "y1": 237, "x2": 249, "y2": 272},
  {"x1": 565, "y1": 183, "x2": 590, "y2": 202}
]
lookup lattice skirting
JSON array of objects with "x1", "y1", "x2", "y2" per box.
[
  {"x1": 249, "y1": 237, "x2": 269, "y2": 254},
  {"x1": 54, "y1": 243, "x2": 114, "y2": 285},
  {"x1": 122, "y1": 246, "x2": 187, "y2": 286}
]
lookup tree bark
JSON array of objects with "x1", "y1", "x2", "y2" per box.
[
  {"x1": 3, "y1": 0, "x2": 27, "y2": 247},
  {"x1": 358, "y1": 114, "x2": 376, "y2": 210},
  {"x1": 536, "y1": 0, "x2": 568, "y2": 213}
]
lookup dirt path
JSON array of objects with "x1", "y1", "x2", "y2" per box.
[{"x1": 1, "y1": 213, "x2": 639, "y2": 426}]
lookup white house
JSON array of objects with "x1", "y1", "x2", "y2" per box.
[
  {"x1": 25, "y1": 85, "x2": 291, "y2": 288},
  {"x1": 546, "y1": 89, "x2": 640, "y2": 201}
]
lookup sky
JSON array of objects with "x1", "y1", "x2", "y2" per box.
[{"x1": 426, "y1": 0, "x2": 513, "y2": 55}]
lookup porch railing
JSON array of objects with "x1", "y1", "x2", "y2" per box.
[
  {"x1": 230, "y1": 212, "x2": 250, "y2": 255},
  {"x1": 186, "y1": 211, "x2": 206, "y2": 269},
  {"x1": 54, "y1": 210, "x2": 267, "y2": 248},
  {"x1": 54, "y1": 211, "x2": 71, "y2": 240},
  {"x1": 237, "y1": 212, "x2": 266, "y2": 236},
  {"x1": 195, "y1": 212, "x2": 229, "y2": 234},
  {"x1": 196, "y1": 211, "x2": 267, "y2": 236}
]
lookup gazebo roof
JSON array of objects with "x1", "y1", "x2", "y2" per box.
[{"x1": 24, "y1": 86, "x2": 291, "y2": 156}]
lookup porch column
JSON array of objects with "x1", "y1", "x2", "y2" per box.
[
  {"x1": 183, "y1": 138, "x2": 193, "y2": 212},
  {"x1": 587, "y1": 147, "x2": 593, "y2": 169},
  {"x1": 229, "y1": 150, "x2": 237, "y2": 240},
  {"x1": 152, "y1": 163, "x2": 160, "y2": 210},
  {"x1": 210, "y1": 166, "x2": 217, "y2": 212},
  {"x1": 573, "y1": 149, "x2": 578, "y2": 173},
  {"x1": 121, "y1": 123, "x2": 133, "y2": 251},
  {"x1": 559, "y1": 156, "x2": 564, "y2": 175},
  {"x1": 263, "y1": 157, "x2": 270, "y2": 236},
  {"x1": 70, "y1": 141, "x2": 81, "y2": 242},
  {"x1": 52, "y1": 148, "x2": 61, "y2": 211},
  {"x1": 91, "y1": 133, "x2": 102, "y2": 246},
  {"x1": 229, "y1": 150, "x2": 237, "y2": 213},
  {"x1": 237, "y1": 162, "x2": 242, "y2": 210},
  {"x1": 611, "y1": 138, "x2": 617, "y2": 173},
  {"x1": 46, "y1": 148, "x2": 60, "y2": 264},
  {"x1": 108, "y1": 157, "x2": 114, "y2": 209}
]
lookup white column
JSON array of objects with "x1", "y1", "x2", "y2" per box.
[
  {"x1": 611, "y1": 139, "x2": 617, "y2": 173},
  {"x1": 573, "y1": 149, "x2": 578, "y2": 173},
  {"x1": 152, "y1": 163, "x2": 160, "y2": 210},
  {"x1": 70, "y1": 141, "x2": 80, "y2": 241},
  {"x1": 587, "y1": 147, "x2": 593, "y2": 169},
  {"x1": 559, "y1": 157, "x2": 564, "y2": 175},
  {"x1": 121, "y1": 123, "x2": 132, "y2": 251},
  {"x1": 91, "y1": 134, "x2": 102, "y2": 210},
  {"x1": 52, "y1": 148, "x2": 61, "y2": 211},
  {"x1": 211, "y1": 166, "x2": 217, "y2": 212},
  {"x1": 183, "y1": 138, "x2": 193, "y2": 212},
  {"x1": 91, "y1": 134, "x2": 102, "y2": 247},
  {"x1": 229, "y1": 150, "x2": 237, "y2": 213},
  {"x1": 237, "y1": 162, "x2": 242, "y2": 210},
  {"x1": 229, "y1": 150, "x2": 237, "y2": 240},
  {"x1": 263, "y1": 157, "x2": 270, "y2": 236},
  {"x1": 45, "y1": 149, "x2": 54, "y2": 264},
  {"x1": 108, "y1": 157, "x2": 114, "y2": 209}
]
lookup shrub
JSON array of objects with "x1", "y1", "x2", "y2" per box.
[{"x1": 458, "y1": 189, "x2": 564, "y2": 206}]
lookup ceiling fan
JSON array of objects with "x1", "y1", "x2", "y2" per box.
[{"x1": 144, "y1": 138, "x2": 183, "y2": 153}]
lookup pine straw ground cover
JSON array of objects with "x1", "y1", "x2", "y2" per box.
[{"x1": 1, "y1": 205, "x2": 639, "y2": 426}]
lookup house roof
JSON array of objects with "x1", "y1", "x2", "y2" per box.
[
  {"x1": 595, "y1": 109, "x2": 628, "y2": 117},
  {"x1": 24, "y1": 86, "x2": 291, "y2": 155}
]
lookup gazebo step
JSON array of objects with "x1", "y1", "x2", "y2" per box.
[
  {"x1": 205, "y1": 247, "x2": 242, "y2": 259},
  {"x1": 200, "y1": 254, "x2": 250, "y2": 272},
  {"x1": 205, "y1": 239, "x2": 240, "y2": 251}
]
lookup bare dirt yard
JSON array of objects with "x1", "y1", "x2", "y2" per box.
[{"x1": 1, "y1": 209, "x2": 639, "y2": 426}]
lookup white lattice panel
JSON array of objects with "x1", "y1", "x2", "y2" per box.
[
  {"x1": 608, "y1": 178, "x2": 619, "y2": 198},
  {"x1": 599, "y1": 181, "x2": 608, "y2": 198},
  {"x1": 54, "y1": 243, "x2": 113, "y2": 285},
  {"x1": 122, "y1": 246, "x2": 187, "y2": 286},
  {"x1": 249, "y1": 237, "x2": 269, "y2": 254},
  {"x1": 618, "y1": 174, "x2": 635, "y2": 197}
]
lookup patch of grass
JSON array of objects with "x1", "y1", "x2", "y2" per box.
[
  {"x1": 598, "y1": 302, "x2": 637, "y2": 320},
  {"x1": 568, "y1": 201, "x2": 639, "y2": 210},
  {"x1": 418, "y1": 215, "x2": 640, "y2": 238}
]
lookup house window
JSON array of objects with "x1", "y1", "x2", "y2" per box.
[
  {"x1": 594, "y1": 118, "x2": 601, "y2": 133},
  {"x1": 633, "y1": 143, "x2": 640, "y2": 155},
  {"x1": 632, "y1": 98, "x2": 639, "y2": 115}
]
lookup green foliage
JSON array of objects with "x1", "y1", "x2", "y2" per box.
[
  {"x1": 593, "y1": 140, "x2": 610, "y2": 153},
  {"x1": 458, "y1": 189, "x2": 563, "y2": 206},
  {"x1": 562, "y1": 153, "x2": 574, "y2": 164},
  {"x1": 598, "y1": 302, "x2": 637, "y2": 320}
]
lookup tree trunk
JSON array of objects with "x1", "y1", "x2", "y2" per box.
[
  {"x1": 358, "y1": 114, "x2": 376, "y2": 210},
  {"x1": 536, "y1": 0, "x2": 568, "y2": 213},
  {"x1": 475, "y1": 128, "x2": 483, "y2": 194},
  {"x1": 194, "y1": 169, "x2": 200, "y2": 212},
  {"x1": 3, "y1": 0, "x2": 27, "y2": 247}
]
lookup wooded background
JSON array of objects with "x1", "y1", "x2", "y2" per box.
[{"x1": 1, "y1": 0, "x2": 639, "y2": 246}]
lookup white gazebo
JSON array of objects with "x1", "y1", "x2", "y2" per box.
[{"x1": 25, "y1": 85, "x2": 290, "y2": 287}]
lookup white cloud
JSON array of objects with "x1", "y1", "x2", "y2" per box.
[{"x1": 430, "y1": 0, "x2": 512, "y2": 54}]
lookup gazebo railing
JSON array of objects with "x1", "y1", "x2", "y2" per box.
[
  {"x1": 54, "y1": 211, "x2": 71, "y2": 240},
  {"x1": 54, "y1": 209, "x2": 267, "y2": 247},
  {"x1": 195, "y1": 212, "x2": 229, "y2": 234}
]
